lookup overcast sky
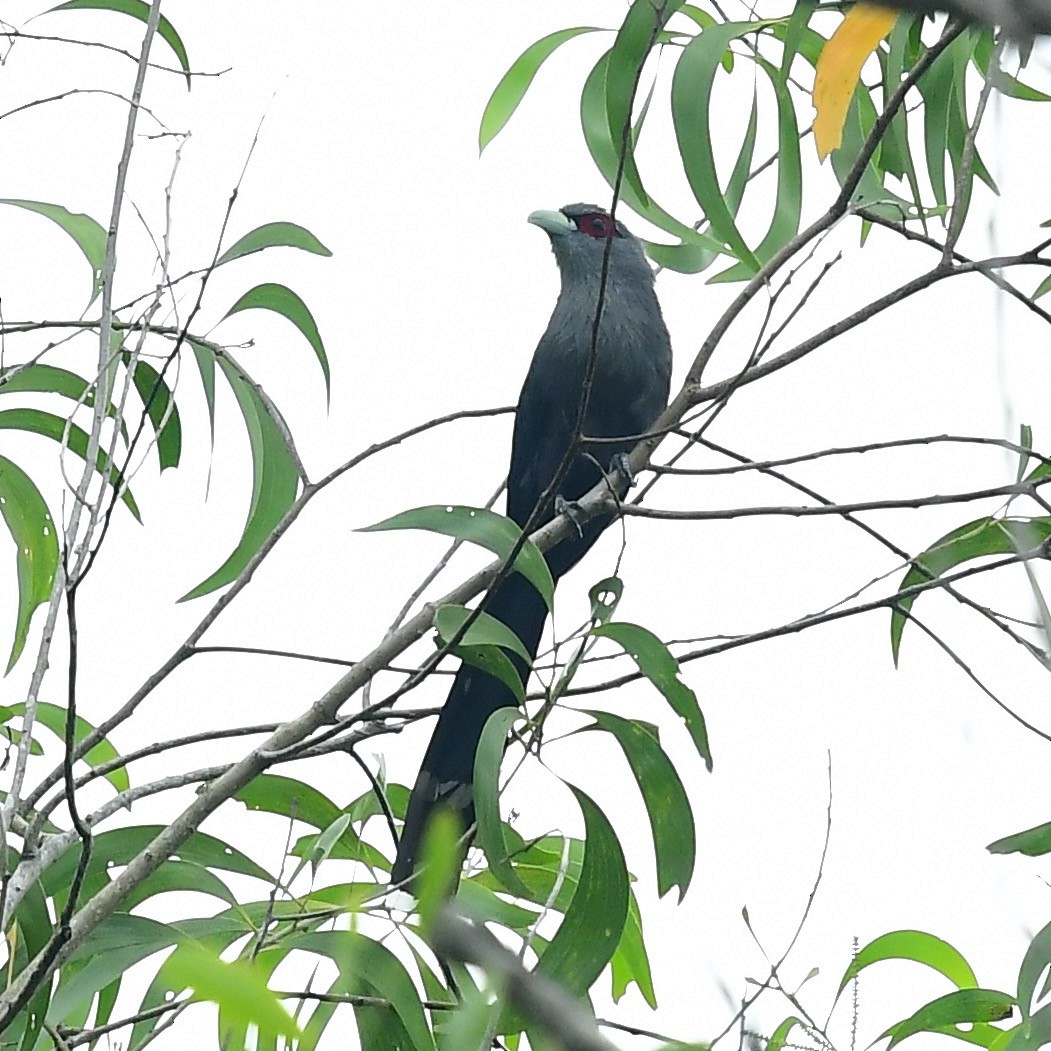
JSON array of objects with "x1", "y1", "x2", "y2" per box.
[{"x1": 2, "y1": 2, "x2": 1051, "y2": 1048}]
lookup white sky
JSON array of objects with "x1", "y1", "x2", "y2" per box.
[{"x1": 2, "y1": 2, "x2": 1051, "y2": 1049}]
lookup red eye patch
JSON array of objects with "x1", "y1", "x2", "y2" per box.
[{"x1": 575, "y1": 212, "x2": 620, "y2": 239}]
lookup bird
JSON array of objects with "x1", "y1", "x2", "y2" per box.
[{"x1": 389, "y1": 203, "x2": 672, "y2": 890}]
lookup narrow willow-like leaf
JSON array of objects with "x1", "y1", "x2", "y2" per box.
[
  {"x1": 882, "y1": 988, "x2": 1014, "y2": 1050},
  {"x1": 578, "y1": 710, "x2": 695, "y2": 900},
  {"x1": 479, "y1": 27, "x2": 600, "y2": 151},
  {"x1": 0, "y1": 199, "x2": 105, "y2": 301},
  {"x1": 988, "y1": 820, "x2": 1051, "y2": 857},
  {"x1": 0, "y1": 408, "x2": 139, "y2": 519},
  {"x1": 972, "y1": 31, "x2": 1051, "y2": 102},
  {"x1": 222, "y1": 283, "x2": 330, "y2": 401},
  {"x1": 121, "y1": 859, "x2": 239, "y2": 911},
  {"x1": 180, "y1": 355, "x2": 300, "y2": 601},
  {"x1": 286, "y1": 930, "x2": 437, "y2": 1051},
  {"x1": 671, "y1": 22, "x2": 769, "y2": 268},
  {"x1": 605, "y1": 0, "x2": 686, "y2": 206},
  {"x1": 1017, "y1": 919, "x2": 1051, "y2": 1020},
  {"x1": 580, "y1": 50, "x2": 723, "y2": 259},
  {"x1": 42, "y1": 826, "x2": 276, "y2": 902},
  {"x1": 592, "y1": 621, "x2": 712, "y2": 769},
  {"x1": 1033, "y1": 273, "x2": 1051, "y2": 302},
  {"x1": 534, "y1": 787, "x2": 629, "y2": 995},
  {"x1": 235, "y1": 773, "x2": 343, "y2": 829},
  {"x1": 122, "y1": 353, "x2": 182, "y2": 471},
  {"x1": 166, "y1": 942, "x2": 299, "y2": 1040},
  {"x1": 414, "y1": 809, "x2": 463, "y2": 932},
  {"x1": 434, "y1": 603, "x2": 533, "y2": 664},
  {"x1": 12, "y1": 868, "x2": 50, "y2": 1051},
  {"x1": 588, "y1": 576, "x2": 622, "y2": 624},
  {"x1": 44, "y1": 0, "x2": 192, "y2": 87},
  {"x1": 7, "y1": 700, "x2": 128, "y2": 792},
  {"x1": 919, "y1": 45, "x2": 955, "y2": 210},
  {"x1": 217, "y1": 221, "x2": 332, "y2": 266},
  {"x1": 715, "y1": 55, "x2": 802, "y2": 281},
  {"x1": 779, "y1": 0, "x2": 817, "y2": 83},
  {"x1": 883, "y1": 17, "x2": 926, "y2": 214},
  {"x1": 891, "y1": 517, "x2": 1051, "y2": 664},
  {"x1": 837, "y1": 930, "x2": 978, "y2": 996},
  {"x1": 53, "y1": 915, "x2": 181, "y2": 1023},
  {"x1": 768, "y1": 1017, "x2": 805, "y2": 1051},
  {"x1": 610, "y1": 885, "x2": 656, "y2": 1006},
  {"x1": 457, "y1": 878, "x2": 539, "y2": 933},
  {"x1": 475, "y1": 708, "x2": 532, "y2": 897},
  {"x1": 189, "y1": 341, "x2": 217, "y2": 448},
  {"x1": 360, "y1": 505, "x2": 554, "y2": 610},
  {"x1": 0, "y1": 457, "x2": 58, "y2": 672}
]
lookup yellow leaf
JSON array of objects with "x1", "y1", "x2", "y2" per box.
[{"x1": 812, "y1": 4, "x2": 898, "y2": 161}]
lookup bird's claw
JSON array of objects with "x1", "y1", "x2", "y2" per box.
[
  {"x1": 609, "y1": 452, "x2": 635, "y2": 488},
  {"x1": 555, "y1": 494, "x2": 586, "y2": 537}
]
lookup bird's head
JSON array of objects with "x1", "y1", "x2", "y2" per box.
[{"x1": 527, "y1": 203, "x2": 654, "y2": 289}]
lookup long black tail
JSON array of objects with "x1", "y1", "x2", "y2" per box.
[{"x1": 389, "y1": 569, "x2": 549, "y2": 887}]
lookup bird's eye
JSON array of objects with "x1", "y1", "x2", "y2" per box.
[{"x1": 576, "y1": 212, "x2": 620, "y2": 239}]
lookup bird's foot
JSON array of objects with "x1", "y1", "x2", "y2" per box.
[
  {"x1": 555, "y1": 494, "x2": 586, "y2": 537},
  {"x1": 609, "y1": 452, "x2": 635, "y2": 488}
]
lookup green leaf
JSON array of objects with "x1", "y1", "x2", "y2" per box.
[
  {"x1": 883, "y1": 988, "x2": 1015, "y2": 1050},
  {"x1": 1017, "y1": 425, "x2": 1033, "y2": 483},
  {"x1": 360, "y1": 505, "x2": 554, "y2": 610},
  {"x1": 43, "y1": 0, "x2": 192, "y2": 88},
  {"x1": 779, "y1": 0, "x2": 817, "y2": 83},
  {"x1": 189, "y1": 341, "x2": 217, "y2": 448},
  {"x1": 1017, "y1": 919, "x2": 1051, "y2": 1020},
  {"x1": 838, "y1": 930, "x2": 978, "y2": 995},
  {"x1": 122, "y1": 353, "x2": 182, "y2": 471},
  {"x1": 768, "y1": 1017, "x2": 804, "y2": 1051},
  {"x1": 54, "y1": 915, "x2": 180, "y2": 1023},
  {"x1": 891, "y1": 517, "x2": 1051, "y2": 664},
  {"x1": 0, "y1": 408, "x2": 139, "y2": 519},
  {"x1": 7, "y1": 700, "x2": 128, "y2": 792},
  {"x1": 918, "y1": 44, "x2": 955, "y2": 211},
  {"x1": 43, "y1": 827, "x2": 275, "y2": 905},
  {"x1": 988, "y1": 820, "x2": 1051, "y2": 857},
  {"x1": 0, "y1": 456, "x2": 58, "y2": 672},
  {"x1": 671, "y1": 22, "x2": 768, "y2": 269},
  {"x1": 13, "y1": 867, "x2": 51, "y2": 1051},
  {"x1": 235, "y1": 773, "x2": 342, "y2": 829},
  {"x1": 222, "y1": 282, "x2": 330, "y2": 401},
  {"x1": 414, "y1": 808, "x2": 463, "y2": 932},
  {"x1": 286, "y1": 930, "x2": 437, "y2": 1051},
  {"x1": 534, "y1": 787, "x2": 629, "y2": 996},
  {"x1": 217, "y1": 221, "x2": 332, "y2": 266},
  {"x1": 1033, "y1": 273, "x2": 1051, "y2": 302},
  {"x1": 474, "y1": 708, "x2": 533, "y2": 898},
  {"x1": 451, "y1": 643, "x2": 526, "y2": 704},
  {"x1": 308, "y1": 814, "x2": 353, "y2": 876},
  {"x1": 588, "y1": 576, "x2": 622, "y2": 624},
  {"x1": 578, "y1": 711, "x2": 695, "y2": 900},
  {"x1": 591, "y1": 621, "x2": 712, "y2": 769},
  {"x1": 121, "y1": 859, "x2": 239, "y2": 911},
  {"x1": 972, "y1": 31, "x2": 1051, "y2": 102},
  {"x1": 434, "y1": 603, "x2": 532, "y2": 663},
  {"x1": 610, "y1": 885, "x2": 656, "y2": 1007},
  {"x1": 605, "y1": 0, "x2": 686, "y2": 206},
  {"x1": 580, "y1": 50, "x2": 723, "y2": 259},
  {"x1": 714, "y1": 55, "x2": 802, "y2": 281},
  {"x1": 167, "y1": 941, "x2": 299, "y2": 1040},
  {"x1": 0, "y1": 199, "x2": 106, "y2": 301},
  {"x1": 479, "y1": 27, "x2": 600, "y2": 151},
  {"x1": 180, "y1": 354, "x2": 301, "y2": 600}
]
